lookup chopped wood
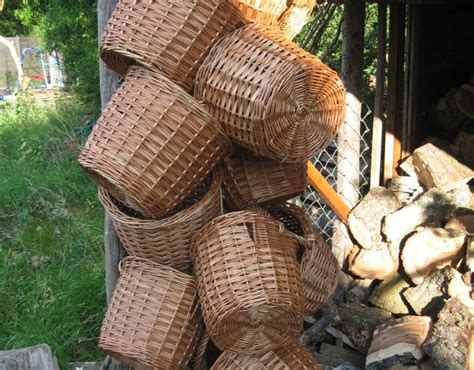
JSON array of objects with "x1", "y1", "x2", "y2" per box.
[
  {"x1": 336, "y1": 303, "x2": 392, "y2": 354},
  {"x1": 348, "y1": 187, "x2": 401, "y2": 250},
  {"x1": 423, "y1": 298, "x2": 471, "y2": 370},
  {"x1": 316, "y1": 343, "x2": 365, "y2": 369},
  {"x1": 346, "y1": 278, "x2": 375, "y2": 304},
  {"x1": 445, "y1": 215, "x2": 474, "y2": 234},
  {"x1": 401, "y1": 227, "x2": 466, "y2": 285},
  {"x1": 0, "y1": 344, "x2": 59, "y2": 370},
  {"x1": 403, "y1": 266, "x2": 457, "y2": 316},
  {"x1": 300, "y1": 303, "x2": 339, "y2": 346},
  {"x1": 369, "y1": 273, "x2": 411, "y2": 315},
  {"x1": 451, "y1": 131, "x2": 474, "y2": 169},
  {"x1": 467, "y1": 235, "x2": 474, "y2": 271},
  {"x1": 348, "y1": 244, "x2": 398, "y2": 280},
  {"x1": 333, "y1": 272, "x2": 354, "y2": 305},
  {"x1": 431, "y1": 84, "x2": 474, "y2": 133},
  {"x1": 366, "y1": 316, "x2": 432, "y2": 369},
  {"x1": 382, "y1": 186, "x2": 472, "y2": 244},
  {"x1": 406, "y1": 143, "x2": 473, "y2": 191},
  {"x1": 447, "y1": 268, "x2": 474, "y2": 315},
  {"x1": 388, "y1": 176, "x2": 423, "y2": 205}
]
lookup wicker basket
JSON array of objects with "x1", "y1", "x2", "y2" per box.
[
  {"x1": 79, "y1": 66, "x2": 230, "y2": 218},
  {"x1": 268, "y1": 203, "x2": 340, "y2": 316},
  {"x1": 99, "y1": 168, "x2": 223, "y2": 273},
  {"x1": 98, "y1": 257, "x2": 201, "y2": 369},
  {"x1": 232, "y1": 0, "x2": 287, "y2": 26},
  {"x1": 278, "y1": 0, "x2": 317, "y2": 40},
  {"x1": 211, "y1": 342, "x2": 321, "y2": 369},
  {"x1": 223, "y1": 147, "x2": 308, "y2": 210},
  {"x1": 194, "y1": 23, "x2": 345, "y2": 162},
  {"x1": 100, "y1": 0, "x2": 245, "y2": 91},
  {"x1": 191, "y1": 209, "x2": 304, "y2": 354}
]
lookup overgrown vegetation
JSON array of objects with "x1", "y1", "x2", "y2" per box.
[
  {"x1": 0, "y1": 97, "x2": 105, "y2": 367},
  {"x1": 0, "y1": 0, "x2": 100, "y2": 110}
]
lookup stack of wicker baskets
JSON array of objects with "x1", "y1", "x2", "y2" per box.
[{"x1": 78, "y1": 0, "x2": 344, "y2": 368}]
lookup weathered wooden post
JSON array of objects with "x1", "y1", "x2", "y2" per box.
[
  {"x1": 98, "y1": 1, "x2": 127, "y2": 369},
  {"x1": 333, "y1": 0, "x2": 365, "y2": 265}
]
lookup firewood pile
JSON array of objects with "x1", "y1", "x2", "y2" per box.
[
  {"x1": 76, "y1": 0, "x2": 355, "y2": 369},
  {"x1": 314, "y1": 124, "x2": 473, "y2": 369}
]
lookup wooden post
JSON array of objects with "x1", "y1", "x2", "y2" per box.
[
  {"x1": 333, "y1": 0, "x2": 365, "y2": 266},
  {"x1": 98, "y1": 1, "x2": 128, "y2": 369},
  {"x1": 369, "y1": 4, "x2": 387, "y2": 188}
]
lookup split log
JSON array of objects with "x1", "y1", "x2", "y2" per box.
[
  {"x1": 467, "y1": 235, "x2": 474, "y2": 271},
  {"x1": 336, "y1": 303, "x2": 392, "y2": 354},
  {"x1": 401, "y1": 227, "x2": 466, "y2": 285},
  {"x1": 348, "y1": 187, "x2": 401, "y2": 250},
  {"x1": 382, "y1": 185, "x2": 473, "y2": 244},
  {"x1": 0, "y1": 344, "x2": 59, "y2": 370},
  {"x1": 404, "y1": 143, "x2": 473, "y2": 191},
  {"x1": 366, "y1": 316, "x2": 432, "y2": 369},
  {"x1": 300, "y1": 303, "x2": 339, "y2": 346},
  {"x1": 369, "y1": 273, "x2": 411, "y2": 315},
  {"x1": 451, "y1": 131, "x2": 474, "y2": 169},
  {"x1": 314, "y1": 343, "x2": 365, "y2": 369},
  {"x1": 423, "y1": 298, "x2": 472, "y2": 370},
  {"x1": 348, "y1": 244, "x2": 398, "y2": 280},
  {"x1": 431, "y1": 84, "x2": 474, "y2": 133},
  {"x1": 403, "y1": 266, "x2": 457, "y2": 316},
  {"x1": 445, "y1": 214, "x2": 474, "y2": 234},
  {"x1": 388, "y1": 176, "x2": 423, "y2": 205}
]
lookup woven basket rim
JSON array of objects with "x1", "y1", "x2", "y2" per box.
[{"x1": 99, "y1": 167, "x2": 223, "y2": 228}]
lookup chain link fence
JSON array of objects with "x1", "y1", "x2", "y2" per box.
[{"x1": 299, "y1": 102, "x2": 372, "y2": 246}]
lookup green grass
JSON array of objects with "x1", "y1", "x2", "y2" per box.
[{"x1": 0, "y1": 96, "x2": 106, "y2": 368}]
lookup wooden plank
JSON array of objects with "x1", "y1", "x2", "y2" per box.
[
  {"x1": 307, "y1": 162, "x2": 350, "y2": 224},
  {"x1": 369, "y1": 4, "x2": 387, "y2": 188}
]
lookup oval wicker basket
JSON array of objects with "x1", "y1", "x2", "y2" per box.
[
  {"x1": 223, "y1": 147, "x2": 308, "y2": 210},
  {"x1": 211, "y1": 342, "x2": 321, "y2": 369},
  {"x1": 79, "y1": 66, "x2": 230, "y2": 218},
  {"x1": 194, "y1": 23, "x2": 345, "y2": 162},
  {"x1": 191, "y1": 209, "x2": 304, "y2": 354},
  {"x1": 268, "y1": 203, "x2": 340, "y2": 316},
  {"x1": 99, "y1": 168, "x2": 223, "y2": 273},
  {"x1": 98, "y1": 257, "x2": 201, "y2": 369},
  {"x1": 278, "y1": 0, "x2": 317, "y2": 40},
  {"x1": 232, "y1": 0, "x2": 287, "y2": 26},
  {"x1": 100, "y1": 0, "x2": 245, "y2": 91}
]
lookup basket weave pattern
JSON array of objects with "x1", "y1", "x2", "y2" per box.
[
  {"x1": 99, "y1": 168, "x2": 223, "y2": 273},
  {"x1": 223, "y1": 148, "x2": 308, "y2": 210},
  {"x1": 278, "y1": 0, "x2": 316, "y2": 40},
  {"x1": 98, "y1": 257, "x2": 201, "y2": 369},
  {"x1": 194, "y1": 23, "x2": 345, "y2": 162},
  {"x1": 100, "y1": 0, "x2": 245, "y2": 91},
  {"x1": 79, "y1": 66, "x2": 229, "y2": 218},
  {"x1": 192, "y1": 210, "x2": 304, "y2": 354},
  {"x1": 232, "y1": 0, "x2": 287, "y2": 26},
  {"x1": 269, "y1": 203, "x2": 340, "y2": 315},
  {"x1": 211, "y1": 342, "x2": 321, "y2": 369}
]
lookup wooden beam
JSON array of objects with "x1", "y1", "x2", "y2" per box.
[
  {"x1": 369, "y1": 4, "x2": 387, "y2": 188},
  {"x1": 307, "y1": 162, "x2": 350, "y2": 224}
]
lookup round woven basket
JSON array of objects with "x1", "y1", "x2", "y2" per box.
[
  {"x1": 223, "y1": 147, "x2": 308, "y2": 210},
  {"x1": 191, "y1": 209, "x2": 304, "y2": 354},
  {"x1": 268, "y1": 203, "x2": 339, "y2": 316},
  {"x1": 232, "y1": 0, "x2": 287, "y2": 26},
  {"x1": 211, "y1": 342, "x2": 321, "y2": 369},
  {"x1": 98, "y1": 168, "x2": 223, "y2": 273},
  {"x1": 278, "y1": 0, "x2": 317, "y2": 40},
  {"x1": 194, "y1": 23, "x2": 345, "y2": 162},
  {"x1": 100, "y1": 0, "x2": 245, "y2": 91},
  {"x1": 79, "y1": 66, "x2": 230, "y2": 218},
  {"x1": 98, "y1": 257, "x2": 201, "y2": 369}
]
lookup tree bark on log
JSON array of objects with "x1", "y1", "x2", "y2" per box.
[
  {"x1": 401, "y1": 227, "x2": 466, "y2": 285},
  {"x1": 348, "y1": 187, "x2": 401, "y2": 250},
  {"x1": 369, "y1": 273, "x2": 411, "y2": 315},
  {"x1": 382, "y1": 185, "x2": 473, "y2": 244},
  {"x1": 423, "y1": 298, "x2": 472, "y2": 370}
]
